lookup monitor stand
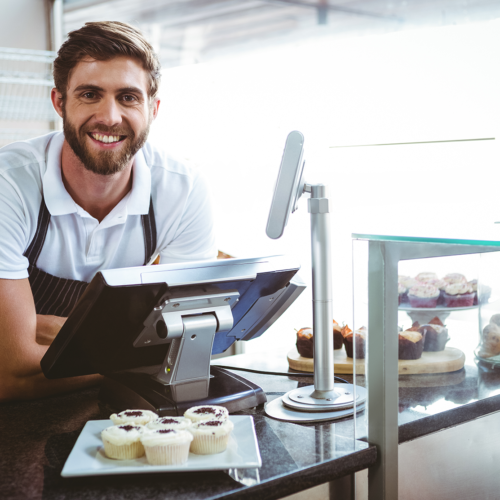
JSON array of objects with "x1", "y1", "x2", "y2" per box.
[
  {"x1": 99, "y1": 366, "x2": 266, "y2": 415},
  {"x1": 99, "y1": 288, "x2": 267, "y2": 415}
]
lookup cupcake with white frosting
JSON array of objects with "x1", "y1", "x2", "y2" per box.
[
  {"x1": 188, "y1": 419, "x2": 234, "y2": 455},
  {"x1": 101, "y1": 424, "x2": 145, "y2": 460},
  {"x1": 415, "y1": 272, "x2": 438, "y2": 283},
  {"x1": 184, "y1": 405, "x2": 228, "y2": 423},
  {"x1": 109, "y1": 409, "x2": 158, "y2": 426},
  {"x1": 443, "y1": 282, "x2": 475, "y2": 307},
  {"x1": 398, "y1": 276, "x2": 420, "y2": 304},
  {"x1": 141, "y1": 428, "x2": 193, "y2": 465},
  {"x1": 146, "y1": 416, "x2": 193, "y2": 432},
  {"x1": 408, "y1": 284, "x2": 440, "y2": 308},
  {"x1": 443, "y1": 273, "x2": 467, "y2": 286}
]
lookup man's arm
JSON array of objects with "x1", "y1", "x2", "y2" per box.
[{"x1": 0, "y1": 278, "x2": 101, "y2": 402}]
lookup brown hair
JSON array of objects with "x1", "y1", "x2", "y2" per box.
[{"x1": 53, "y1": 21, "x2": 161, "y2": 99}]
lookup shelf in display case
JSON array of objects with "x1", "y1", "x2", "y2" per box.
[
  {"x1": 287, "y1": 346, "x2": 465, "y2": 375},
  {"x1": 398, "y1": 304, "x2": 478, "y2": 313}
]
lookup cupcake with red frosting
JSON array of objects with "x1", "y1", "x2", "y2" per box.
[
  {"x1": 408, "y1": 284, "x2": 440, "y2": 308},
  {"x1": 443, "y1": 282, "x2": 475, "y2": 307}
]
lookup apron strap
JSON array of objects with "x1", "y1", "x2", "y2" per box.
[{"x1": 141, "y1": 196, "x2": 157, "y2": 265}]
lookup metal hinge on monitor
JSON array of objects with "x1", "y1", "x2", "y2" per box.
[{"x1": 133, "y1": 291, "x2": 239, "y2": 402}]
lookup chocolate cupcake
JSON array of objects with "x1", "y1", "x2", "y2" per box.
[
  {"x1": 333, "y1": 320, "x2": 343, "y2": 350},
  {"x1": 296, "y1": 327, "x2": 313, "y2": 358},
  {"x1": 343, "y1": 326, "x2": 366, "y2": 359},
  {"x1": 419, "y1": 323, "x2": 449, "y2": 351},
  {"x1": 398, "y1": 329, "x2": 424, "y2": 360},
  {"x1": 296, "y1": 322, "x2": 344, "y2": 358}
]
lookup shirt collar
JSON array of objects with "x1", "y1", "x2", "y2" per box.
[{"x1": 43, "y1": 132, "x2": 151, "y2": 217}]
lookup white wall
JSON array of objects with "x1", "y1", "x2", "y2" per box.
[
  {"x1": 0, "y1": 0, "x2": 49, "y2": 50},
  {"x1": 149, "y1": 20, "x2": 500, "y2": 354}
]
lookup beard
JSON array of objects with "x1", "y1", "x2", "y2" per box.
[{"x1": 62, "y1": 109, "x2": 151, "y2": 176}]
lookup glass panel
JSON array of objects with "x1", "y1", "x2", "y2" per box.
[
  {"x1": 353, "y1": 233, "x2": 500, "y2": 247},
  {"x1": 352, "y1": 239, "x2": 369, "y2": 441},
  {"x1": 398, "y1": 254, "x2": 481, "y2": 417}
]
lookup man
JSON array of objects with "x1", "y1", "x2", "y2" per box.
[{"x1": 0, "y1": 22, "x2": 217, "y2": 401}]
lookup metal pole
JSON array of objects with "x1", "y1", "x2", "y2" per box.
[
  {"x1": 309, "y1": 184, "x2": 334, "y2": 395},
  {"x1": 367, "y1": 241, "x2": 399, "y2": 500}
]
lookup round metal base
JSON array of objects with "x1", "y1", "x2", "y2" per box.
[
  {"x1": 265, "y1": 396, "x2": 365, "y2": 423},
  {"x1": 283, "y1": 384, "x2": 367, "y2": 412},
  {"x1": 286, "y1": 384, "x2": 357, "y2": 411}
]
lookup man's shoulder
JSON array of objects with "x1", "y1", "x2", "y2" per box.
[
  {"x1": 0, "y1": 132, "x2": 58, "y2": 175},
  {"x1": 141, "y1": 141, "x2": 200, "y2": 179}
]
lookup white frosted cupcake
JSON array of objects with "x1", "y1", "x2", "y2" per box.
[
  {"x1": 141, "y1": 429, "x2": 193, "y2": 465},
  {"x1": 101, "y1": 424, "x2": 145, "y2": 460},
  {"x1": 184, "y1": 405, "x2": 228, "y2": 423},
  {"x1": 146, "y1": 416, "x2": 193, "y2": 431},
  {"x1": 188, "y1": 419, "x2": 234, "y2": 455},
  {"x1": 109, "y1": 409, "x2": 158, "y2": 426}
]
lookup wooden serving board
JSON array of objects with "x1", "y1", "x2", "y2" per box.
[{"x1": 287, "y1": 346, "x2": 465, "y2": 375}]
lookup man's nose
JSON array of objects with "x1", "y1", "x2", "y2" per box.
[{"x1": 94, "y1": 96, "x2": 122, "y2": 127}]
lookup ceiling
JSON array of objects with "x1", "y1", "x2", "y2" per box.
[{"x1": 63, "y1": 0, "x2": 500, "y2": 68}]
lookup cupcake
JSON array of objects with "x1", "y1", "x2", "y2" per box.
[
  {"x1": 399, "y1": 329, "x2": 424, "y2": 360},
  {"x1": 146, "y1": 416, "x2": 193, "y2": 432},
  {"x1": 332, "y1": 320, "x2": 344, "y2": 350},
  {"x1": 469, "y1": 280, "x2": 479, "y2": 305},
  {"x1": 419, "y1": 323, "x2": 449, "y2": 351},
  {"x1": 188, "y1": 419, "x2": 234, "y2": 455},
  {"x1": 398, "y1": 283, "x2": 407, "y2": 305},
  {"x1": 141, "y1": 429, "x2": 193, "y2": 465},
  {"x1": 110, "y1": 409, "x2": 158, "y2": 426},
  {"x1": 408, "y1": 284, "x2": 440, "y2": 308},
  {"x1": 443, "y1": 273, "x2": 467, "y2": 286},
  {"x1": 415, "y1": 272, "x2": 438, "y2": 283},
  {"x1": 184, "y1": 405, "x2": 228, "y2": 423},
  {"x1": 398, "y1": 276, "x2": 420, "y2": 303},
  {"x1": 443, "y1": 282, "x2": 475, "y2": 307},
  {"x1": 424, "y1": 278, "x2": 447, "y2": 305},
  {"x1": 343, "y1": 325, "x2": 366, "y2": 359},
  {"x1": 296, "y1": 327, "x2": 313, "y2": 358},
  {"x1": 101, "y1": 424, "x2": 145, "y2": 460}
]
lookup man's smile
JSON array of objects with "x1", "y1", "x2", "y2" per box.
[{"x1": 88, "y1": 132, "x2": 126, "y2": 146}]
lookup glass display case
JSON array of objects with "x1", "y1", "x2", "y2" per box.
[{"x1": 352, "y1": 233, "x2": 500, "y2": 500}]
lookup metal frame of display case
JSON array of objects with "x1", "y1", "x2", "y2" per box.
[{"x1": 352, "y1": 234, "x2": 500, "y2": 500}]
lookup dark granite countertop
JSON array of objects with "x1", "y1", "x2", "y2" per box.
[
  {"x1": 213, "y1": 351, "x2": 500, "y2": 443},
  {"x1": 0, "y1": 364, "x2": 376, "y2": 500}
]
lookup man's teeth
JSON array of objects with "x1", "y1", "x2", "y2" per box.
[{"x1": 91, "y1": 134, "x2": 121, "y2": 143}]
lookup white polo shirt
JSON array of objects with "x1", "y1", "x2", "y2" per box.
[{"x1": 0, "y1": 132, "x2": 217, "y2": 282}]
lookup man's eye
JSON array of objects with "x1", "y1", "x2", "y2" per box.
[
  {"x1": 82, "y1": 92, "x2": 97, "y2": 99},
  {"x1": 122, "y1": 95, "x2": 136, "y2": 102}
]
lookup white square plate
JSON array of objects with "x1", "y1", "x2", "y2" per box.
[{"x1": 61, "y1": 416, "x2": 261, "y2": 477}]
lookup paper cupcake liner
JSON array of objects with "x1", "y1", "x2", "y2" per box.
[
  {"x1": 190, "y1": 434, "x2": 230, "y2": 455},
  {"x1": 408, "y1": 295, "x2": 439, "y2": 308},
  {"x1": 443, "y1": 292, "x2": 475, "y2": 308},
  {"x1": 102, "y1": 439, "x2": 145, "y2": 460},
  {"x1": 144, "y1": 442, "x2": 190, "y2": 465}
]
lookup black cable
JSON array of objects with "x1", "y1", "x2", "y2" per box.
[{"x1": 214, "y1": 364, "x2": 350, "y2": 385}]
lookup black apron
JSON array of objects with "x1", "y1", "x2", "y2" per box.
[{"x1": 23, "y1": 197, "x2": 157, "y2": 317}]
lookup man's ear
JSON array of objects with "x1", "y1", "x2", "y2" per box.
[
  {"x1": 51, "y1": 88, "x2": 64, "y2": 118},
  {"x1": 151, "y1": 97, "x2": 160, "y2": 121}
]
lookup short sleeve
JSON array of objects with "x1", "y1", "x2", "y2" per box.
[
  {"x1": 0, "y1": 175, "x2": 30, "y2": 279},
  {"x1": 159, "y1": 170, "x2": 217, "y2": 263}
]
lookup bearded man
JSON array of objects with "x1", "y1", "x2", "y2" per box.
[{"x1": 0, "y1": 22, "x2": 217, "y2": 401}]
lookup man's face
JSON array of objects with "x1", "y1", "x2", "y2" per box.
[{"x1": 54, "y1": 56, "x2": 159, "y2": 176}]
